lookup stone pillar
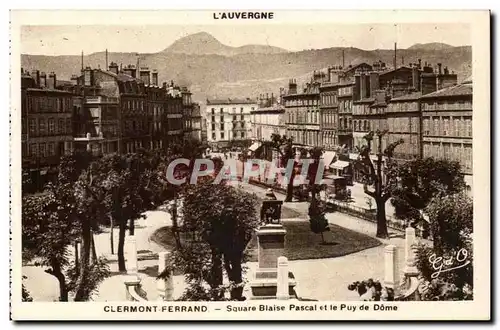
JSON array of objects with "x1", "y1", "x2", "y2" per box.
[
  {"x1": 384, "y1": 245, "x2": 399, "y2": 290},
  {"x1": 125, "y1": 236, "x2": 138, "y2": 276},
  {"x1": 157, "y1": 252, "x2": 174, "y2": 301},
  {"x1": 404, "y1": 227, "x2": 419, "y2": 276},
  {"x1": 257, "y1": 225, "x2": 286, "y2": 269},
  {"x1": 276, "y1": 256, "x2": 289, "y2": 300}
]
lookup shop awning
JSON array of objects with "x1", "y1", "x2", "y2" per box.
[
  {"x1": 248, "y1": 142, "x2": 261, "y2": 152},
  {"x1": 330, "y1": 160, "x2": 350, "y2": 170},
  {"x1": 321, "y1": 151, "x2": 337, "y2": 169},
  {"x1": 349, "y1": 153, "x2": 359, "y2": 160},
  {"x1": 325, "y1": 174, "x2": 344, "y2": 180}
]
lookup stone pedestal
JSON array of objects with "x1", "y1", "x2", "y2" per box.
[
  {"x1": 249, "y1": 224, "x2": 296, "y2": 299},
  {"x1": 384, "y1": 244, "x2": 400, "y2": 290},
  {"x1": 403, "y1": 227, "x2": 419, "y2": 276}
]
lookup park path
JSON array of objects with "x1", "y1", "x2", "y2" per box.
[{"x1": 23, "y1": 179, "x2": 427, "y2": 302}]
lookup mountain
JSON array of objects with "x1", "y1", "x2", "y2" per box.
[
  {"x1": 21, "y1": 43, "x2": 472, "y2": 105},
  {"x1": 407, "y1": 42, "x2": 455, "y2": 51},
  {"x1": 162, "y1": 32, "x2": 288, "y2": 56}
]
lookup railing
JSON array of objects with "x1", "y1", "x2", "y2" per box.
[{"x1": 85, "y1": 96, "x2": 119, "y2": 104}]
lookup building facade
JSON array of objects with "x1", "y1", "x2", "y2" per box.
[
  {"x1": 319, "y1": 66, "x2": 343, "y2": 150},
  {"x1": 283, "y1": 72, "x2": 325, "y2": 148},
  {"x1": 251, "y1": 93, "x2": 286, "y2": 141},
  {"x1": 191, "y1": 103, "x2": 203, "y2": 141},
  {"x1": 205, "y1": 98, "x2": 257, "y2": 146},
  {"x1": 421, "y1": 79, "x2": 473, "y2": 187},
  {"x1": 22, "y1": 69, "x2": 74, "y2": 179}
]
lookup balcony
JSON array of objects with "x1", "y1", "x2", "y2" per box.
[
  {"x1": 85, "y1": 96, "x2": 119, "y2": 104},
  {"x1": 337, "y1": 128, "x2": 352, "y2": 135}
]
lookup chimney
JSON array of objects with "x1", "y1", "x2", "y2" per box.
[
  {"x1": 105, "y1": 49, "x2": 108, "y2": 71},
  {"x1": 393, "y1": 42, "x2": 397, "y2": 69},
  {"x1": 375, "y1": 90, "x2": 386, "y2": 103},
  {"x1": 152, "y1": 70, "x2": 158, "y2": 86},
  {"x1": 369, "y1": 72, "x2": 379, "y2": 96},
  {"x1": 109, "y1": 62, "x2": 119, "y2": 74},
  {"x1": 437, "y1": 63, "x2": 442, "y2": 75},
  {"x1": 47, "y1": 72, "x2": 56, "y2": 89},
  {"x1": 288, "y1": 79, "x2": 297, "y2": 94},
  {"x1": 354, "y1": 74, "x2": 361, "y2": 101},
  {"x1": 40, "y1": 72, "x2": 47, "y2": 88},
  {"x1": 342, "y1": 49, "x2": 345, "y2": 68},
  {"x1": 139, "y1": 67, "x2": 150, "y2": 85},
  {"x1": 123, "y1": 65, "x2": 136, "y2": 78},
  {"x1": 31, "y1": 70, "x2": 40, "y2": 87},
  {"x1": 412, "y1": 65, "x2": 421, "y2": 91},
  {"x1": 359, "y1": 73, "x2": 367, "y2": 99}
]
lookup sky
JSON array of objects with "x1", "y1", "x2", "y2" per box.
[{"x1": 21, "y1": 23, "x2": 470, "y2": 56}]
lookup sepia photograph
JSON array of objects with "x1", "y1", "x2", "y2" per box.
[{"x1": 9, "y1": 9, "x2": 490, "y2": 321}]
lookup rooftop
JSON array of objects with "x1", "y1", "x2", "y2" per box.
[
  {"x1": 390, "y1": 92, "x2": 422, "y2": 102},
  {"x1": 420, "y1": 83, "x2": 472, "y2": 99},
  {"x1": 207, "y1": 98, "x2": 257, "y2": 105},
  {"x1": 251, "y1": 106, "x2": 285, "y2": 113}
]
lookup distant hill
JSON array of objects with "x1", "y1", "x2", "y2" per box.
[
  {"x1": 407, "y1": 42, "x2": 456, "y2": 51},
  {"x1": 162, "y1": 32, "x2": 288, "y2": 56},
  {"x1": 21, "y1": 34, "x2": 472, "y2": 105}
]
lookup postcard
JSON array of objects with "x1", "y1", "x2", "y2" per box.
[{"x1": 10, "y1": 9, "x2": 490, "y2": 321}]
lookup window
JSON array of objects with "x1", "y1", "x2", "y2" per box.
[
  {"x1": 211, "y1": 123, "x2": 215, "y2": 131},
  {"x1": 241, "y1": 131, "x2": 245, "y2": 138},
  {"x1": 220, "y1": 108, "x2": 223, "y2": 113},
  {"x1": 466, "y1": 118, "x2": 472, "y2": 137},
  {"x1": 212, "y1": 132, "x2": 216, "y2": 140},
  {"x1": 29, "y1": 144, "x2": 38, "y2": 156},
  {"x1": 221, "y1": 123, "x2": 224, "y2": 130},
  {"x1": 233, "y1": 115, "x2": 237, "y2": 121},
  {"x1": 48, "y1": 119, "x2": 55, "y2": 134},
  {"x1": 29, "y1": 119, "x2": 36, "y2": 135},
  {"x1": 240, "y1": 115, "x2": 244, "y2": 121},
  {"x1": 39, "y1": 119, "x2": 47, "y2": 135},
  {"x1": 39, "y1": 143, "x2": 46, "y2": 157},
  {"x1": 48, "y1": 142, "x2": 55, "y2": 156},
  {"x1": 240, "y1": 107, "x2": 244, "y2": 113},
  {"x1": 66, "y1": 119, "x2": 72, "y2": 134},
  {"x1": 220, "y1": 132, "x2": 225, "y2": 139},
  {"x1": 241, "y1": 122, "x2": 244, "y2": 128}
]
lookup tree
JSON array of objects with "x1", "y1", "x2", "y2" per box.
[
  {"x1": 354, "y1": 131, "x2": 403, "y2": 238},
  {"x1": 306, "y1": 147, "x2": 323, "y2": 204},
  {"x1": 162, "y1": 179, "x2": 260, "y2": 301},
  {"x1": 22, "y1": 187, "x2": 78, "y2": 301},
  {"x1": 88, "y1": 153, "x2": 152, "y2": 272},
  {"x1": 390, "y1": 157, "x2": 466, "y2": 231},
  {"x1": 415, "y1": 192, "x2": 473, "y2": 300},
  {"x1": 262, "y1": 134, "x2": 296, "y2": 202},
  {"x1": 308, "y1": 198, "x2": 330, "y2": 244}
]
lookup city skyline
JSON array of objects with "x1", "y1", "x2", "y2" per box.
[{"x1": 21, "y1": 23, "x2": 470, "y2": 56}]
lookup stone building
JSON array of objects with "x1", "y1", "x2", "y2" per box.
[
  {"x1": 21, "y1": 69, "x2": 74, "y2": 183},
  {"x1": 283, "y1": 71, "x2": 326, "y2": 148},
  {"x1": 319, "y1": 66, "x2": 343, "y2": 150},
  {"x1": 251, "y1": 93, "x2": 286, "y2": 141},
  {"x1": 205, "y1": 98, "x2": 257, "y2": 147},
  {"x1": 71, "y1": 63, "x2": 185, "y2": 155},
  {"x1": 190, "y1": 103, "x2": 203, "y2": 141},
  {"x1": 421, "y1": 78, "x2": 473, "y2": 190}
]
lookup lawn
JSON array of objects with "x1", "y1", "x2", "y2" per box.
[
  {"x1": 151, "y1": 220, "x2": 381, "y2": 262},
  {"x1": 245, "y1": 221, "x2": 381, "y2": 261}
]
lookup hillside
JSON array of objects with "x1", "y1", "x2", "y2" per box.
[
  {"x1": 21, "y1": 36, "x2": 472, "y2": 105},
  {"x1": 407, "y1": 42, "x2": 455, "y2": 51},
  {"x1": 162, "y1": 32, "x2": 287, "y2": 56}
]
